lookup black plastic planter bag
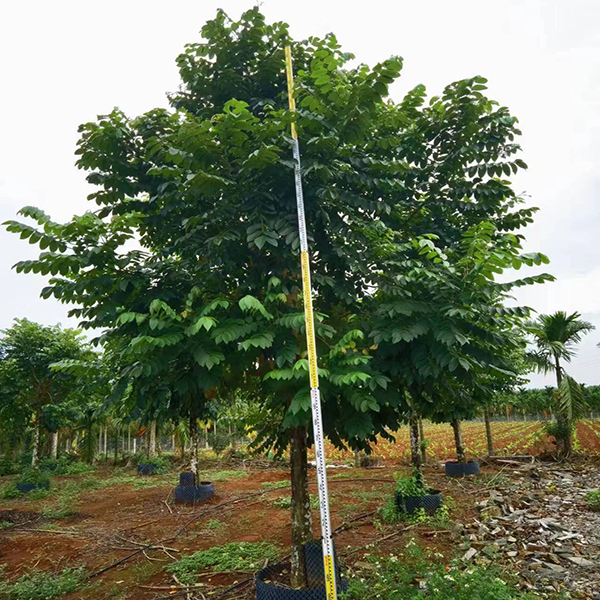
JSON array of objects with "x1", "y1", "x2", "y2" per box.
[
  {"x1": 256, "y1": 541, "x2": 346, "y2": 600},
  {"x1": 137, "y1": 464, "x2": 157, "y2": 476},
  {"x1": 395, "y1": 490, "x2": 443, "y2": 515},
  {"x1": 445, "y1": 460, "x2": 480, "y2": 477},
  {"x1": 174, "y1": 473, "x2": 214, "y2": 504}
]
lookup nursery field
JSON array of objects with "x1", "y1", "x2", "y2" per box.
[
  {"x1": 1, "y1": 453, "x2": 600, "y2": 600},
  {"x1": 322, "y1": 419, "x2": 600, "y2": 463}
]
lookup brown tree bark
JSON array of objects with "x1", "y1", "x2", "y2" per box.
[
  {"x1": 290, "y1": 426, "x2": 313, "y2": 589},
  {"x1": 149, "y1": 420, "x2": 157, "y2": 458},
  {"x1": 484, "y1": 409, "x2": 494, "y2": 456},
  {"x1": 409, "y1": 416, "x2": 422, "y2": 472},
  {"x1": 418, "y1": 417, "x2": 426, "y2": 465},
  {"x1": 31, "y1": 408, "x2": 41, "y2": 469},
  {"x1": 451, "y1": 419, "x2": 466, "y2": 462},
  {"x1": 50, "y1": 431, "x2": 59, "y2": 460},
  {"x1": 189, "y1": 414, "x2": 199, "y2": 484}
]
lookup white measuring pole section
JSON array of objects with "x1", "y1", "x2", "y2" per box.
[{"x1": 284, "y1": 46, "x2": 337, "y2": 600}]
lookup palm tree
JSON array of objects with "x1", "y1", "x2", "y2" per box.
[{"x1": 529, "y1": 311, "x2": 594, "y2": 455}]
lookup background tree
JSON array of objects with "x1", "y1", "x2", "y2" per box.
[
  {"x1": 0, "y1": 319, "x2": 92, "y2": 468},
  {"x1": 529, "y1": 311, "x2": 595, "y2": 455}
]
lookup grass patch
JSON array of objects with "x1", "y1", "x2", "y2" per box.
[
  {"x1": 260, "y1": 480, "x2": 289, "y2": 490},
  {"x1": 208, "y1": 470, "x2": 247, "y2": 482},
  {"x1": 272, "y1": 494, "x2": 320, "y2": 510},
  {"x1": 205, "y1": 519, "x2": 226, "y2": 531},
  {"x1": 0, "y1": 566, "x2": 85, "y2": 600},
  {"x1": 348, "y1": 488, "x2": 388, "y2": 502},
  {"x1": 166, "y1": 542, "x2": 281, "y2": 585},
  {"x1": 0, "y1": 522, "x2": 13, "y2": 530}
]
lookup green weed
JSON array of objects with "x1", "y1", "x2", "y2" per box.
[
  {"x1": 0, "y1": 566, "x2": 85, "y2": 600},
  {"x1": 209, "y1": 470, "x2": 247, "y2": 482},
  {"x1": 584, "y1": 489, "x2": 600, "y2": 511},
  {"x1": 345, "y1": 542, "x2": 539, "y2": 600},
  {"x1": 272, "y1": 494, "x2": 319, "y2": 510},
  {"x1": 0, "y1": 522, "x2": 13, "y2": 530},
  {"x1": 205, "y1": 519, "x2": 226, "y2": 530},
  {"x1": 166, "y1": 542, "x2": 281, "y2": 585},
  {"x1": 261, "y1": 480, "x2": 289, "y2": 490}
]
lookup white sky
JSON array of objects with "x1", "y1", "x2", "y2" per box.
[{"x1": 1, "y1": 0, "x2": 599, "y2": 386}]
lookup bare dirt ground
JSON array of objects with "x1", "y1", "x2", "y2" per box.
[{"x1": 1, "y1": 428, "x2": 600, "y2": 599}]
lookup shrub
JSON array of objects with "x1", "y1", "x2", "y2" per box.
[
  {"x1": 208, "y1": 432, "x2": 230, "y2": 456},
  {"x1": 39, "y1": 457, "x2": 92, "y2": 476},
  {"x1": 166, "y1": 542, "x2": 281, "y2": 585},
  {"x1": 18, "y1": 469, "x2": 51, "y2": 486},
  {"x1": 0, "y1": 457, "x2": 17, "y2": 476},
  {"x1": 135, "y1": 454, "x2": 169, "y2": 474},
  {"x1": 0, "y1": 485, "x2": 21, "y2": 500},
  {"x1": 394, "y1": 474, "x2": 428, "y2": 498},
  {"x1": 0, "y1": 566, "x2": 85, "y2": 600},
  {"x1": 584, "y1": 489, "x2": 600, "y2": 511},
  {"x1": 543, "y1": 420, "x2": 573, "y2": 446}
]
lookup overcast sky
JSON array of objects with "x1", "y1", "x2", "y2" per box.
[{"x1": 1, "y1": 0, "x2": 598, "y2": 386}]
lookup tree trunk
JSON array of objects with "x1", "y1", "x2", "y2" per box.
[
  {"x1": 418, "y1": 417, "x2": 426, "y2": 465},
  {"x1": 65, "y1": 437, "x2": 70, "y2": 453},
  {"x1": 409, "y1": 416, "x2": 422, "y2": 485},
  {"x1": 554, "y1": 354, "x2": 572, "y2": 456},
  {"x1": 354, "y1": 448, "x2": 360, "y2": 468},
  {"x1": 51, "y1": 431, "x2": 59, "y2": 460},
  {"x1": 484, "y1": 409, "x2": 494, "y2": 456},
  {"x1": 113, "y1": 428, "x2": 119, "y2": 465},
  {"x1": 104, "y1": 427, "x2": 108, "y2": 459},
  {"x1": 31, "y1": 408, "x2": 42, "y2": 469},
  {"x1": 149, "y1": 420, "x2": 157, "y2": 458},
  {"x1": 133, "y1": 436, "x2": 137, "y2": 454},
  {"x1": 98, "y1": 428, "x2": 102, "y2": 458},
  {"x1": 189, "y1": 414, "x2": 198, "y2": 484},
  {"x1": 290, "y1": 426, "x2": 313, "y2": 589},
  {"x1": 451, "y1": 419, "x2": 466, "y2": 462},
  {"x1": 204, "y1": 424, "x2": 209, "y2": 449},
  {"x1": 128, "y1": 427, "x2": 131, "y2": 454}
]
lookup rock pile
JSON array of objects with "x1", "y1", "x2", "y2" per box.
[{"x1": 460, "y1": 464, "x2": 600, "y2": 598}]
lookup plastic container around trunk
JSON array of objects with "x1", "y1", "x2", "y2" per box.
[
  {"x1": 174, "y1": 481, "x2": 214, "y2": 504},
  {"x1": 137, "y1": 464, "x2": 157, "y2": 476},
  {"x1": 395, "y1": 489, "x2": 443, "y2": 515},
  {"x1": 445, "y1": 460, "x2": 480, "y2": 477},
  {"x1": 255, "y1": 541, "x2": 346, "y2": 600},
  {"x1": 16, "y1": 481, "x2": 50, "y2": 493}
]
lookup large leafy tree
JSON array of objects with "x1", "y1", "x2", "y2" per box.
[
  {"x1": 529, "y1": 311, "x2": 595, "y2": 455},
  {"x1": 4, "y1": 7, "x2": 552, "y2": 586},
  {"x1": 0, "y1": 319, "x2": 92, "y2": 468}
]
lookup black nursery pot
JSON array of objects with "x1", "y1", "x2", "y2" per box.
[
  {"x1": 255, "y1": 540, "x2": 346, "y2": 600},
  {"x1": 137, "y1": 464, "x2": 157, "y2": 476},
  {"x1": 16, "y1": 481, "x2": 50, "y2": 494},
  {"x1": 174, "y1": 481, "x2": 214, "y2": 505},
  {"x1": 179, "y1": 472, "x2": 195, "y2": 487},
  {"x1": 445, "y1": 460, "x2": 480, "y2": 477},
  {"x1": 395, "y1": 490, "x2": 443, "y2": 515}
]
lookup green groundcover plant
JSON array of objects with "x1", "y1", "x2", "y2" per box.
[
  {"x1": 0, "y1": 566, "x2": 85, "y2": 600},
  {"x1": 166, "y1": 542, "x2": 281, "y2": 585},
  {"x1": 584, "y1": 489, "x2": 600, "y2": 511},
  {"x1": 345, "y1": 542, "x2": 541, "y2": 600}
]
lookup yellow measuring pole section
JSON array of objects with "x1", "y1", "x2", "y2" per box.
[{"x1": 285, "y1": 46, "x2": 338, "y2": 600}]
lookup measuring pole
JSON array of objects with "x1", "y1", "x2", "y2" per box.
[{"x1": 284, "y1": 46, "x2": 337, "y2": 600}]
